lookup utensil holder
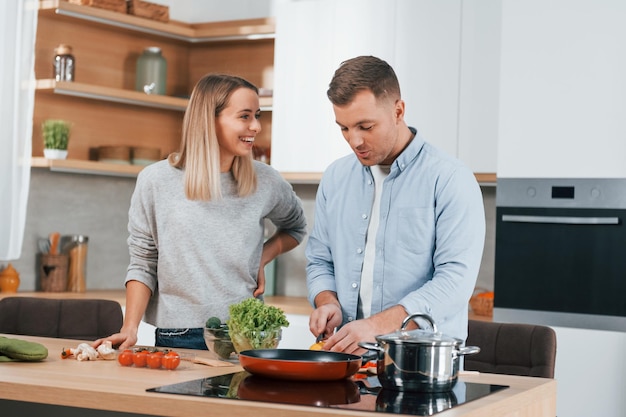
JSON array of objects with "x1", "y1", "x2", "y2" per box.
[{"x1": 40, "y1": 254, "x2": 69, "y2": 292}]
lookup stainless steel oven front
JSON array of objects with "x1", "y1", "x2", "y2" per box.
[{"x1": 494, "y1": 178, "x2": 626, "y2": 331}]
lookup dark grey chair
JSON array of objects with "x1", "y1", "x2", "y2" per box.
[
  {"x1": 465, "y1": 319, "x2": 557, "y2": 378},
  {"x1": 0, "y1": 296, "x2": 123, "y2": 340}
]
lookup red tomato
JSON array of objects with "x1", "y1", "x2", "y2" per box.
[
  {"x1": 117, "y1": 349, "x2": 133, "y2": 366},
  {"x1": 162, "y1": 351, "x2": 181, "y2": 370},
  {"x1": 147, "y1": 351, "x2": 164, "y2": 369},
  {"x1": 132, "y1": 349, "x2": 149, "y2": 367}
]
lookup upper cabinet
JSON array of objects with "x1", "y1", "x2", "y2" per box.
[
  {"x1": 497, "y1": 0, "x2": 626, "y2": 178},
  {"x1": 271, "y1": 0, "x2": 498, "y2": 181},
  {"x1": 32, "y1": 0, "x2": 274, "y2": 177}
]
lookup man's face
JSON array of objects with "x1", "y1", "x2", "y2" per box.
[{"x1": 333, "y1": 89, "x2": 405, "y2": 166}]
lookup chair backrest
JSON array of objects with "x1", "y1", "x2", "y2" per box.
[
  {"x1": 0, "y1": 297, "x2": 123, "y2": 340},
  {"x1": 465, "y1": 319, "x2": 557, "y2": 378}
]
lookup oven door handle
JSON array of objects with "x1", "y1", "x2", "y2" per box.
[{"x1": 501, "y1": 214, "x2": 620, "y2": 225}]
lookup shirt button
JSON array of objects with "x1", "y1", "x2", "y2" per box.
[
  {"x1": 356, "y1": 248, "x2": 363, "y2": 254},
  {"x1": 347, "y1": 316, "x2": 354, "y2": 321},
  {"x1": 361, "y1": 213, "x2": 368, "y2": 219},
  {"x1": 368, "y1": 180, "x2": 373, "y2": 185},
  {"x1": 351, "y1": 282, "x2": 358, "y2": 289}
]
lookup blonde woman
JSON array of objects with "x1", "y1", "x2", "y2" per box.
[{"x1": 96, "y1": 74, "x2": 307, "y2": 350}]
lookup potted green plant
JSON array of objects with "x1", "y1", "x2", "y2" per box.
[{"x1": 42, "y1": 119, "x2": 71, "y2": 159}]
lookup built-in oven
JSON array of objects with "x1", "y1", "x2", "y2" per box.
[{"x1": 494, "y1": 178, "x2": 626, "y2": 331}]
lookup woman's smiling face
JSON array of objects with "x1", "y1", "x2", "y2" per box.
[{"x1": 215, "y1": 87, "x2": 261, "y2": 171}]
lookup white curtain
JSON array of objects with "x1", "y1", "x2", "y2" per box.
[{"x1": 0, "y1": 0, "x2": 37, "y2": 261}]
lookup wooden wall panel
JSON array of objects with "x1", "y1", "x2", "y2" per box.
[
  {"x1": 33, "y1": 93, "x2": 182, "y2": 160},
  {"x1": 188, "y1": 39, "x2": 274, "y2": 89},
  {"x1": 36, "y1": 13, "x2": 191, "y2": 96}
]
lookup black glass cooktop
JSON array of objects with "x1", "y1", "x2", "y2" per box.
[{"x1": 147, "y1": 372, "x2": 508, "y2": 416}]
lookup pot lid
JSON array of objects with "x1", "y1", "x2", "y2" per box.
[{"x1": 375, "y1": 328, "x2": 462, "y2": 346}]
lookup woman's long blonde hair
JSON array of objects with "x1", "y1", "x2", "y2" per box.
[{"x1": 168, "y1": 74, "x2": 258, "y2": 200}]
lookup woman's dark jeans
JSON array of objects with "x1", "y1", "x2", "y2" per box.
[{"x1": 155, "y1": 328, "x2": 207, "y2": 350}]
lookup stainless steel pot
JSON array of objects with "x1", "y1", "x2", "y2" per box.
[{"x1": 358, "y1": 313, "x2": 480, "y2": 393}]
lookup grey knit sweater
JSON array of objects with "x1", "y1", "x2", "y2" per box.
[{"x1": 125, "y1": 160, "x2": 307, "y2": 328}]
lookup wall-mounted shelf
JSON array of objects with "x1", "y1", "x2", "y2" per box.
[
  {"x1": 30, "y1": 158, "x2": 321, "y2": 183},
  {"x1": 31, "y1": 157, "x2": 143, "y2": 177},
  {"x1": 36, "y1": 79, "x2": 188, "y2": 111},
  {"x1": 39, "y1": 0, "x2": 275, "y2": 43},
  {"x1": 35, "y1": 79, "x2": 273, "y2": 111},
  {"x1": 31, "y1": 157, "x2": 496, "y2": 185}
]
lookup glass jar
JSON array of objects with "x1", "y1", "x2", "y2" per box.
[
  {"x1": 65, "y1": 235, "x2": 88, "y2": 293},
  {"x1": 135, "y1": 46, "x2": 167, "y2": 95},
  {"x1": 54, "y1": 44, "x2": 75, "y2": 82}
]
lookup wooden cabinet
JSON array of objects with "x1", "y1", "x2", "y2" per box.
[{"x1": 32, "y1": 0, "x2": 274, "y2": 177}]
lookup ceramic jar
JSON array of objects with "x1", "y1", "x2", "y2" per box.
[{"x1": 0, "y1": 263, "x2": 20, "y2": 292}]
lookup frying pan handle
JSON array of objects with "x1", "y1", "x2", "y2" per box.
[{"x1": 400, "y1": 313, "x2": 438, "y2": 333}]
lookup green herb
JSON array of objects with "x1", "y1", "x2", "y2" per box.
[
  {"x1": 42, "y1": 119, "x2": 71, "y2": 150},
  {"x1": 226, "y1": 298, "x2": 289, "y2": 351}
]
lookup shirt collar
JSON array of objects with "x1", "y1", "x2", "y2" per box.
[{"x1": 392, "y1": 126, "x2": 423, "y2": 173}]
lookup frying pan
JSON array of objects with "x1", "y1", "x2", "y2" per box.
[{"x1": 238, "y1": 349, "x2": 362, "y2": 381}]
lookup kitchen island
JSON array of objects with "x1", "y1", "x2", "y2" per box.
[{"x1": 1, "y1": 334, "x2": 555, "y2": 417}]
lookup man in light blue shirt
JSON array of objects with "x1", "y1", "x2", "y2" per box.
[{"x1": 306, "y1": 56, "x2": 485, "y2": 354}]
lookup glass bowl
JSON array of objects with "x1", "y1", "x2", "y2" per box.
[
  {"x1": 204, "y1": 326, "x2": 238, "y2": 362},
  {"x1": 230, "y1": 329, "x2": 282, "y2": 353}
]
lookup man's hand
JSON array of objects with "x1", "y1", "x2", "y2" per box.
[
  {"x1": 322, "y1": 305, "x2": 415, "y2": 355},
  {"x1": 309, "y1": 302, "x2": 342, "y2": 338}
]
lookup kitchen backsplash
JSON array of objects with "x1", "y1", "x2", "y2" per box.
[{"x1": 7, "y1": 170, "x2": 495, "y2": 296}]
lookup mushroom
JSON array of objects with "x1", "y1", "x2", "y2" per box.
[
  {"x1": 71, "y1": 343, "x2": 98, "y2": 361},
  {"x1": 96, "y1": 341, "x2": 116, "y2": 360}
]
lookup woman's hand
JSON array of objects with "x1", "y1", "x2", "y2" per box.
[
  {"x1": 254, "y1": 265, "x2": 266, "y2": 297},
  {"x1": 92, "y1": 327, "x2": 138, "y2": 351}
]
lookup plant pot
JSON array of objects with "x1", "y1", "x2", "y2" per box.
[{"x1": 44, "y1": 149, "x2": 68, "y2": 160}]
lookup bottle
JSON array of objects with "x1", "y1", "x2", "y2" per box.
[
  {"x1": 135, "y1": 47, "x2": 167, "y2": 95},
  {"x1": 54, "y1": 44, "x2": 75, "y2": 82},
  {"x1": 65, "y1": 235, "x2": 88, "y2": 292}
]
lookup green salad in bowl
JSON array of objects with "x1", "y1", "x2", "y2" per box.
[
  {"x1": 226, "y1": 298, "x2": 289, "y2": 353},
  {"x1": 204, "y1": 298, "x2": 289, "y2": 360}
]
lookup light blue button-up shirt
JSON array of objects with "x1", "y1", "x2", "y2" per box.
[{"x1": 306, "y1": 128, "x2": 485, "y2": 341}]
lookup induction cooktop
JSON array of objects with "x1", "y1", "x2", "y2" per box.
[{"x1": 147, "y1": 372, "x2": 508, "y2": 416}]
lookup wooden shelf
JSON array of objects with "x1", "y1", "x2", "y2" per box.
[
  {"x1": 39, "y1": 0, "x2": 275, "y2": 43},
  {"x1": 30, "y1": 158, "x2": 322, "y2": 182},
  {"x1": 36, "y1": 79, "x2": 188, "y2": 111},
  {"x1": 31, "y1": 157, "x2": 144, "y2": 177},
  {"x1": 31, "y1": 158, "x2": 497, "y2": 186},
  {"x1": 35, "y1": 79, "x2": 273, "y2": 111}
]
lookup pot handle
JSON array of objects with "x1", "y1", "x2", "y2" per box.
[
  {"x1": 358, "y1": 341, "x2": 385, "y2": 353},
  {"x1": 456, "y1": 346, "x2": 481, "y2": 357},
  {"x1": 400, "y1": 313, "x2": 438, "y2": 333}
]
